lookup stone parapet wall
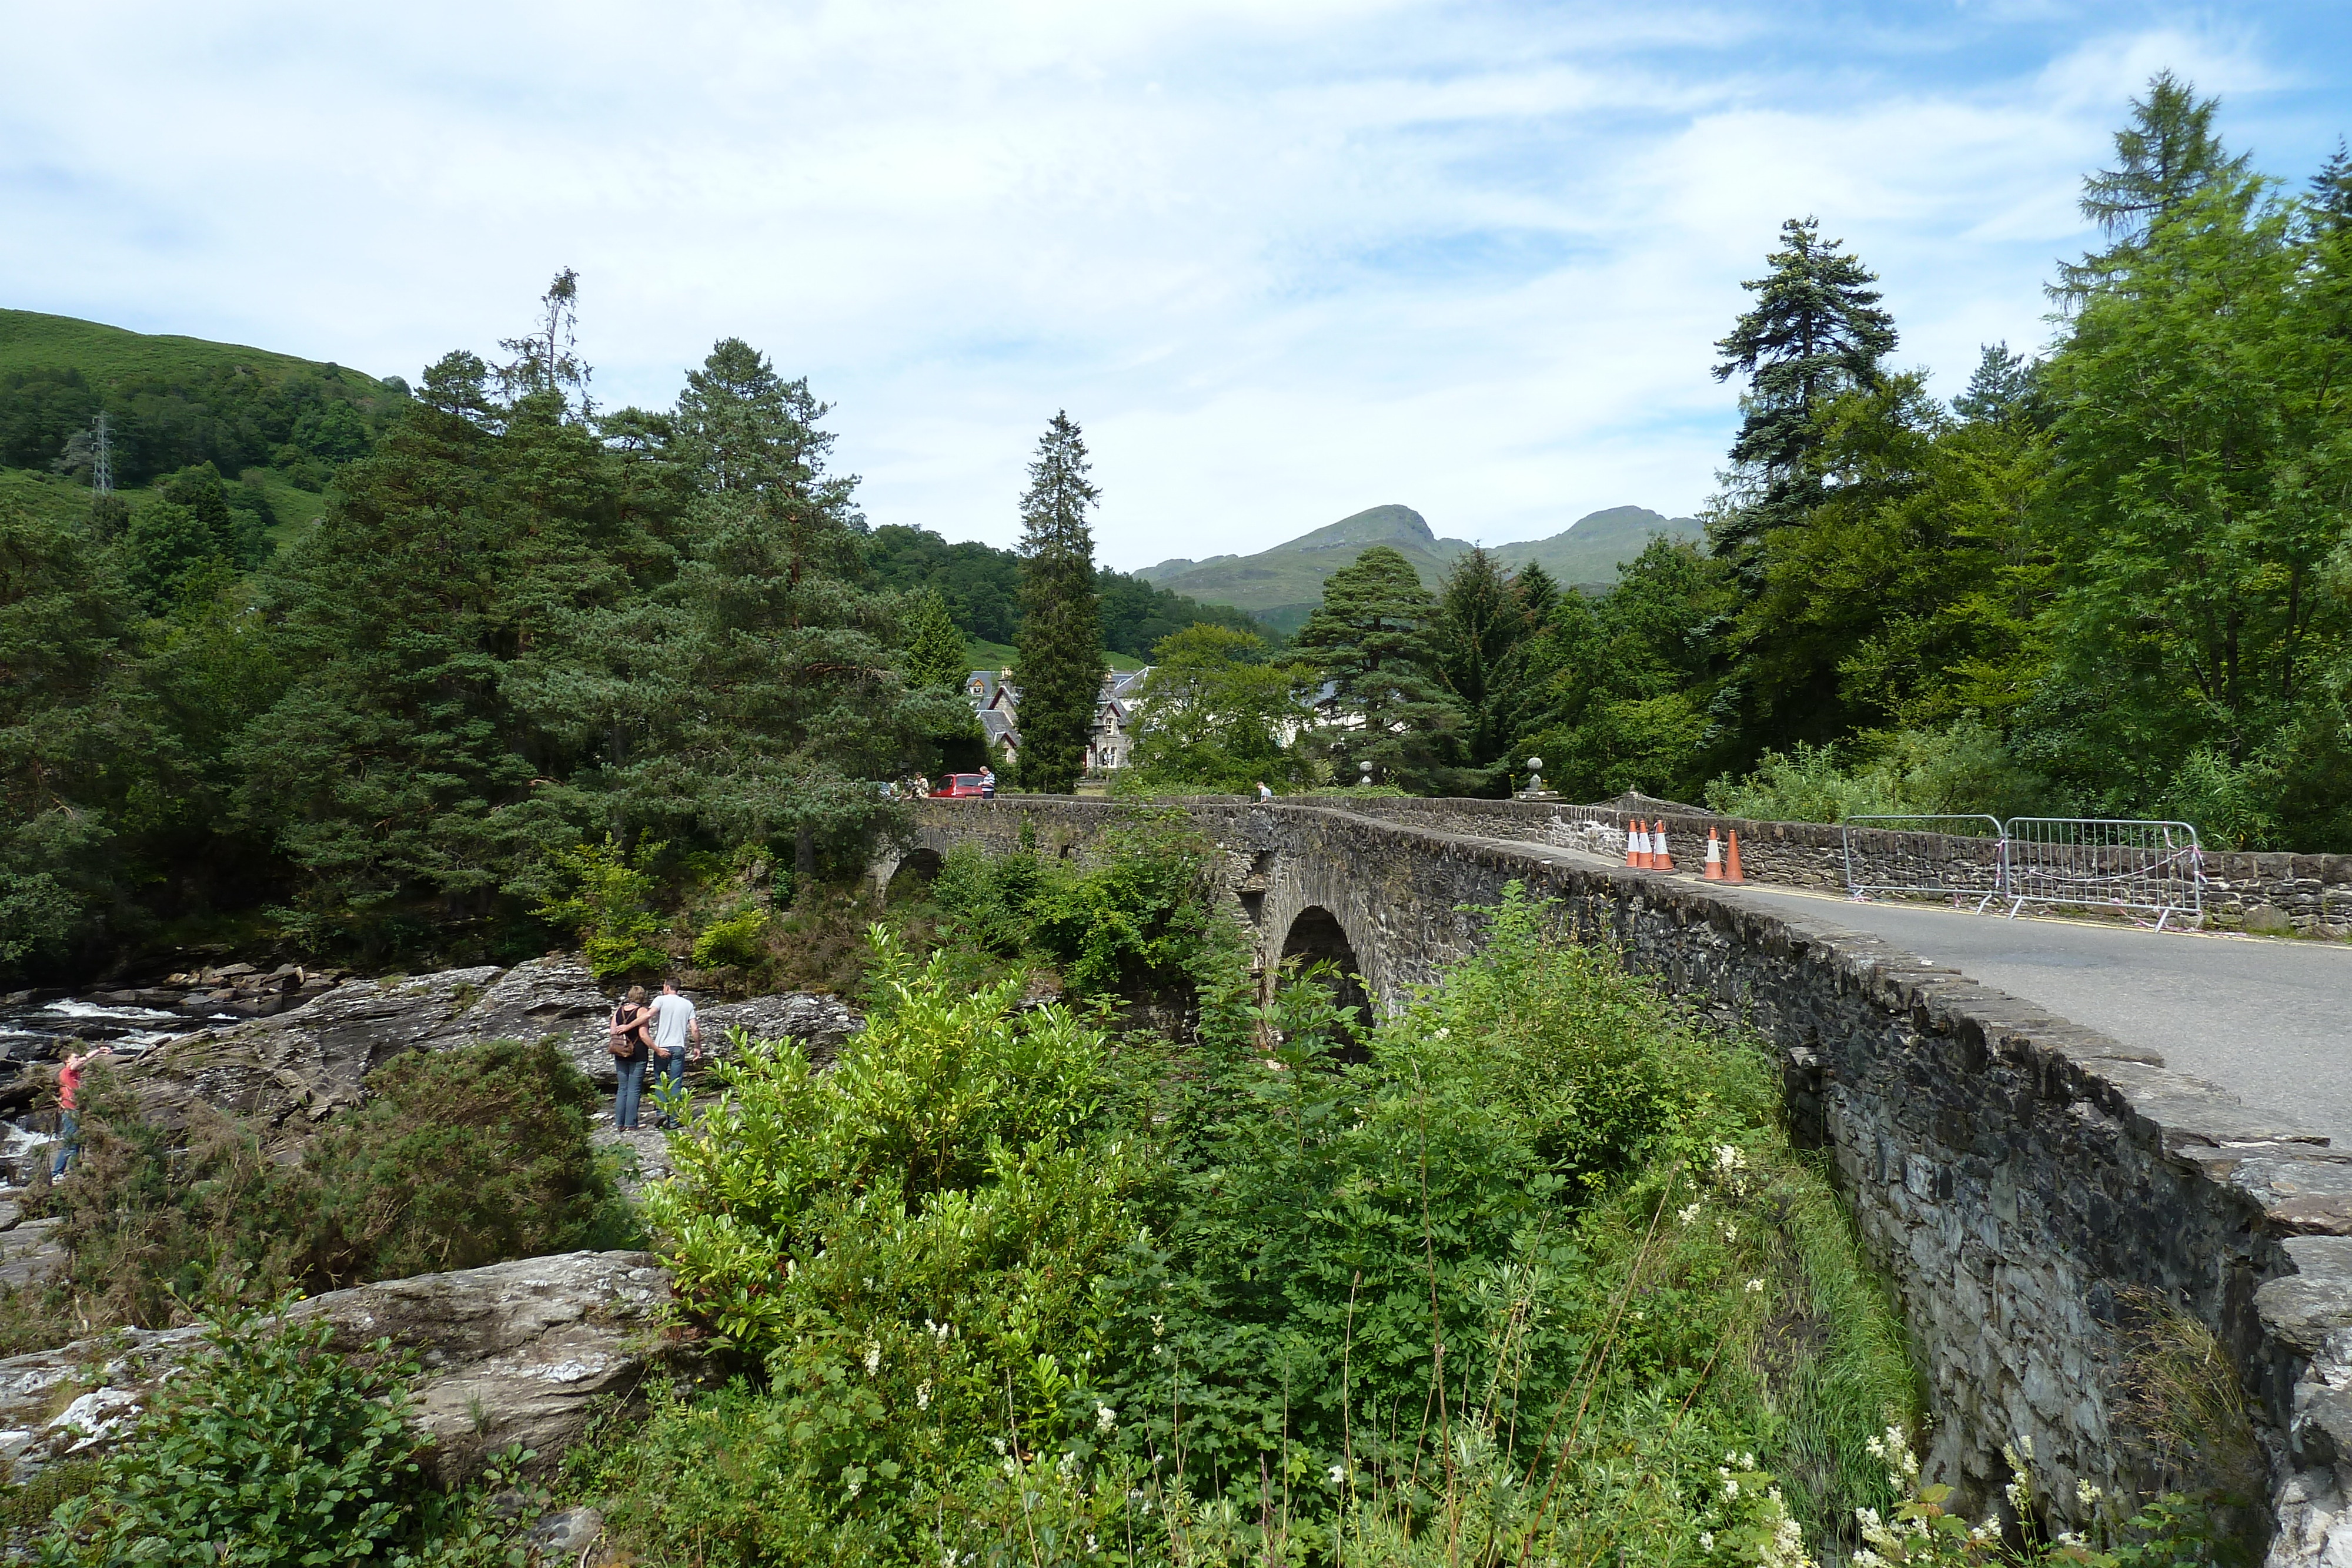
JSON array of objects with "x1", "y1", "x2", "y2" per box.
[
  {"x1": 1335, "y1": 796, "x2": 2352, "y2": 938},
  {"x1": 902, "y1": 796, "x2": 2352, "y2": 1562}
]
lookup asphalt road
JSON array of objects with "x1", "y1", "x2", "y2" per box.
[
  {"x1": 1491, "y1": 838, "x2": 2352, "y2": 1149},
  {"x1": 1718, "y1": 880, "x2": 2352, "y2": 1148}
]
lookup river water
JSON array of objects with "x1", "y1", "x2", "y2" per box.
[{"x1": 0, "y1": 993, "x2": 223, "y2": 1076}]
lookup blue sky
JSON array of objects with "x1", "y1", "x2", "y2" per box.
[{"x1": 6, "y1": 1, "x2": 2350, "y2": 569}]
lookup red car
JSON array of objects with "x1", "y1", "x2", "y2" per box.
[{"x1": 933, "y1": 774, "x2": 991, "y2": 799}]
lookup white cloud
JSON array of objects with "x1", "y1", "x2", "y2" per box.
[{"x1": 3, "y1": 2, "x2": 2345, "y2": 569}]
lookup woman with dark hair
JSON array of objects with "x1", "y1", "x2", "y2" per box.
[{"x1": 608, "y1": 985, "x2": 652, "y2": 1131}]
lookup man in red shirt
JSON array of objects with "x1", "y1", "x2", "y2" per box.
[{"x1": 52, "y1": 1045, "x2": 111, "y2": 1180}]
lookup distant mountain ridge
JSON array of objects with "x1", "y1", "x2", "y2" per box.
[{"x1": 1138, "y1": 503, "x2": 1703, "y2": 627}]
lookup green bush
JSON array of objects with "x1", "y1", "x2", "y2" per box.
[
  {"x1": 633, "y1": 928, "x2": 1135, "y2": 1556},
  {"x1": 31, "y1": 1039, "x2": 637, "y2": 1332},
  {"x1": 38, "y1": 1304, "x2": 445, "y2": 1565},
  {"x1": 692, "y1": 905, "x2": 771, "y2": 969},
  {"x1": 533, "y1": 834, "x2": 668, "y2": 978},
  {"x1": 600, "y1": 878, "x2": 1926, "y2": 1566},
  {"x1": 1706, "y1": 718, "x2": 2050, "y2": 826}
]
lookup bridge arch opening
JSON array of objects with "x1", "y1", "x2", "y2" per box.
[
  {"x1": 885, "y1": 847, "x2": 943, "y2": 902},
  {"x1": 1278, "y1": 905, "x2": 1371, "y2": 1042}
]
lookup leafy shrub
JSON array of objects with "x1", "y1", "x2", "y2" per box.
[
  {"x1": 633, "y1": 928, "x2": 1136, "y2": 1555},
  {"x1": 38, "y1": 1304, "x2": 446, "y2": 1565},
  {"x1": 604, "y1": 874, "x2": 1924, "y2": 1566},
  {"x1": 691, "y1": 905, "x2": 771, "y2": 970},
  {"x1": 533, "y1": 834, "x2": 668, "y2": 978},
  {"x1": 1706, "y1": 718, "x2": 2049, "y2": 825},
  {"x1": 927, "y1": 813, "x2": 1244, "y2": 1012},
  {"x1": 31, "y1": 1040, "x2": 636, "y2": 1332}
]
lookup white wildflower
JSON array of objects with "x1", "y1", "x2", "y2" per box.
[
  {"x1": 2077, "y1": 1478, "x2": 2104, "y2": 1509},
  {"x1": 1095, "y1": 1403, "x2": 1118, "y2": 1436},
  {"x1": 1150, "y1": 1314, "x2": 1165, "y2": 1338},
  {"x1": 1740, "y1": 1452, "x2": 1756, "y2": 1469},
  {"x1": 991, "y1": 1437, "x2": 1008, "y2": 1456},
  {"x1": 1725, "y1": 1224, "x2": 1739, "y2": 1243},
  {"x1": 1328, "y1": 1463, "x2": 1347, "y2": 1486},
  {"x1": 864, "y1": 1340, "x2": 882, "y2": 1376},
  {"x1": 1057, "y1": 1450, "x2": 1078, "y2": 1481},
  {"x1": 1746, "y1": 1278, "x2": 1766, "y2": 1293},
  {"x1": 1434, "y1": 1028, "x2": 1449, "y2": 1040},
  {"x1": 1678, "y1": 1203, "x2": 1702, "y2": 1225},
  {"x1": 1698, "y1": 1533, "x2": 1714, "y2": 1552},
  {"x1": 846, "y1": 1478, "x2": 863, "y2": 1500},
  {"x1": 916, "y1": 1380, "x2": 933, "y2": 1410},
  {"x1": 1714, "y1": 1144, "x2": 1746, "y2": 1173}
]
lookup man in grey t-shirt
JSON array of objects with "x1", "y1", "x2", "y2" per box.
[{"x1": 647, "y1": 980, "x2": 701, "y2": 1128}]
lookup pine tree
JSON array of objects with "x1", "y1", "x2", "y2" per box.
[
  {"x1": 1708, "y1": 217, "x2": 1897, "y2": 580},
  {"x1": 1293, "y1": 546, "x2": 1459, "y2": 792},
  {"x1": 1950, "y1": 343, "x2": 2039, "y2": 424},
  {"x1": 1012, "y1": 412, "x2": 1105, "y2": 794},
  {"x1": 903, "y1": 587, "x2": 971, "y2": 691},
  {"x1": 1512, "y1": 561, "x2": 1560, "y2": 628},
  {"x1": 2054, "y1": 72, "x2": 2250, "y2": 300},
  {"x1": 1431, "y1": 547, "x2": 1538, "y2": 785},
  {"x1": 2310, "y1": 139, "x2": 2352, "y2": 238}
]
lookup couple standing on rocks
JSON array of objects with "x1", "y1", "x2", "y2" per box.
[{"x1": 608, "y1": 981, "x2": 701, "y2": 1132}]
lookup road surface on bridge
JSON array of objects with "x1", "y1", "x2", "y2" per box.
[{"x1": 1488, "y1": 837, "x2": 2352, "y2": 1150}]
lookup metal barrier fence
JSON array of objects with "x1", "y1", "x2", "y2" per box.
[
  {"x1": 2002, "y1": 818, "x2": 2204, "y2": 930},
  {"x1": 1840, "y1": 815, "x2": 2008, "y2": 912},
  {"x1": 1838, "y1": 815, "x2": 2205, "y2": 930}
]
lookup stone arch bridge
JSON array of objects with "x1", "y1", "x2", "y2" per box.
[{"x1": 878, "y1": 795, "x2": 2352, "y2": 1564}]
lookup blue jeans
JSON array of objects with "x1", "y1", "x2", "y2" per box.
[
  {"x1": 650, "y1": 1049, "x2": 686, "y2": 1122},
  {"x1": 51, "y1": 1111, "x2": 77, "y2": 1179},
  {"x1": 613, "y1": 1057, "x2": 647, "y2": 1129}
]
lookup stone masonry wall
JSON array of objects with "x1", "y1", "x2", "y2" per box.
[
  {"x1": 1335, "y1": 796, "x2": 2352, "y2": 938},
  {"x1": 901, "y1": 797, "x2": 2352, "y2": 1562}
]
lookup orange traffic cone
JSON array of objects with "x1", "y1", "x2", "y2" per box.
[
  {"x1": 1653, "y1": 821, "x2": 1675, "y2": 872},
  {"x1": 1703, "y1": 828, "x2": 1724, "y2": 880},
  {"x1": 1724, "y1": 830, "x2": 1745, "y2": 884},
  {"x1": 1625, "y1": 821, "x2": 1643, "y2": 868}
]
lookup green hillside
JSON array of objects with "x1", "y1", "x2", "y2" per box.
[
  {"x1": 0, "y1": 308, "x2": 404, "y2": 526},
  {"x1": 1138, "y1": 503, "x2": 1703, "y2": 616},
  {"x1": 0, "y1": 309, "x2": 388, "y2": 389}
]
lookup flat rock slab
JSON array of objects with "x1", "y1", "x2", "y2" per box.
[{"x1": 0, "y1": 1249, "x2": 672, "y2": 1483}]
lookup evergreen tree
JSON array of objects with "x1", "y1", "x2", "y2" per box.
[
  {"x1": 903, "y1": 587, "x2": 971, "y2": 690},
  {"x1": 2310, "y1": 139, "x2": 2352, "y2": 239},
  {"x1": 1509, "y1": 538, "x2": 1728, "y2": 802},
  {"x1": 2054, "y1": 72, "x2": 2250, "y2": 300},
  {"x1": 235, "y1": 352, "x2": 633, "y2": 946},
  {"x1": 1431, "y1": 547, "x2": 1539, "y2": 788},
  {"x1": 1512, "y1": 561, "x2": 1561, "y2": 628},
  {"x1": 1292, "y1": 545, "x2": 1459, "y2": 791},
  {"x1": 519, "y1": 339, "x2": 958, "y2": 875},
  {"x1": 1708, "y1": 217, "x2": 1897, "y2": 581},
  {"x1": 1012, "y1": 412, "x2": 1105, "y2": 794},
  {"x1": 1950, "y1": 343, "x2": 2039, "y2": 424}
]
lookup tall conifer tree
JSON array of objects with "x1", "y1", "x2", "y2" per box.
[
  {"x1": 1012, "y1": 412, "x2": 1105, "y2": 794},
  {"x1": 2054, "y1": 72, "x2": 2250, "y2": 300},
  {"x1": 903, "y1": 588, "x2": 971, "y2": 691},
  {"x1": 1294, "y1": 545, "x2": 1459, "y2": 792},
  {"x1": 1708, "y1": 218, "x2": 1897, "y2": 583}
]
